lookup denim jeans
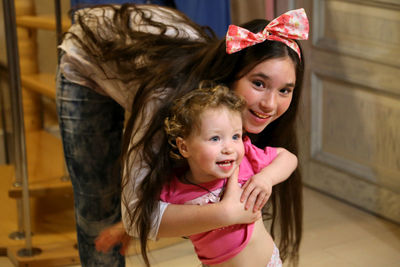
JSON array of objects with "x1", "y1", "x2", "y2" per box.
[{"x1": 56, "y1": 71, "x2": 125, "y2": 267}]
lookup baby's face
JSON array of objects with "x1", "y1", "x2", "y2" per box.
[{"x1": 180, "y1": 107, "x2": 244, "y2": 184}]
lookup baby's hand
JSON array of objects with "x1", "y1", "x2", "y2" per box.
[
  {"x1": 221, "y1": 168, "x2": 261, "y2": 225},
  {"x1": 240, "y1": 172, "x2": 273, "y2": 212}
]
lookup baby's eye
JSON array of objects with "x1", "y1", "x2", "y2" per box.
[
  {"x1": 232, "y1": 134, "x2": 241, "y2": 140},
  {"x1": 210, "y1": 136, "x2": 220, "y2": 142}
]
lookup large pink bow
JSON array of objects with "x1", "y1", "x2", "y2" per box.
[{"x1": 226, "y1": 8, "x2": 309, "y2": 59}]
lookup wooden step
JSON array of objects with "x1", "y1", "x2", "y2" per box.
[
  {"x1": 21, "y1": 73, "x2": 56, "y2": 100},
  {"x1": 8, "y1": 130, "x2": 70, "y2": 199},
  {"x1": 0, "y1": 165, "x2": 76, "y2": 256},
  {"x1": 8, "y1": 241, "x2": 79, "y2": 267},
  {"x1": 16, "y1": 15, "x2": 71, "y2": 32}
]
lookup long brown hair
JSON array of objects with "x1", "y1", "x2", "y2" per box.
[{"x1": 65, "y1": 4, "x2": 303, "y2": 266}]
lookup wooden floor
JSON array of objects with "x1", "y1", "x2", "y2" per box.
[{"x1": 1, "y1": 187, "x2": 400, "y2": 267}]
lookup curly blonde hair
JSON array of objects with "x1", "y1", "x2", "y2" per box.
[{"x1": 164, "y1": 82, "x2": 246, "y2": 159}]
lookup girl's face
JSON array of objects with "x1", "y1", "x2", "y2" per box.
[
  {"x1": 233, "y1": 56, "x2": 296, "y2": 134},
  {"x1": 177, "y1": 107, "x2": 244, "y2": 184}
]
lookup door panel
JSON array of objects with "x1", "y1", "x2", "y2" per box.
[
  {"x1": 313, "y1": 0, "x2": 400, "y2": 67},
  {"x1": 297, "y1": 0, "x2": 400, "y2": 223}
]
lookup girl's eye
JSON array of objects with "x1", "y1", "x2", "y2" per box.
[
  {"x1": 210, "y1": 136, "x2": 220, "y2": 142},
  {"x1": 232, "y1": 134, "x2": 241, "y2": 140},
  {"x1": 280, "y1": 88, "x2": 293, "y2": 95},
  {"x1": 252, "y1": 80, "x2": 265, "y2": 89}
]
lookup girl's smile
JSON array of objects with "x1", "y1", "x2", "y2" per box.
[
  {"x1": 234, "y1": 57, "x2": 296, "y2": 134},
  {"x1": 251, "y1": 110, "x2": 273, "y2": 119}
]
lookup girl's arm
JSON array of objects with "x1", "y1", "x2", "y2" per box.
[
  {"x1": 99, "y1": 145, "x2": 296, "y2": 255},
  {"x1": 157, "y1": 168, "x2": 261, "y2": 238},
  {"x1": 241, "y1": 147, "x2": 298, "y2": 212},
  {"x1": 95, "y1": 168, "x2": 261, "y2": 253}
]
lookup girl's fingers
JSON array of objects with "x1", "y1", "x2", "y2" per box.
[
  {"x1": 240, "y1": 180, "x2": 251, "y2": 202},
  {"x1": 254, "y1": 193, "x2": 267, "y2": 212},
  {"x1": 245, "y1": 188, "x2": 260, "y2": 210}
]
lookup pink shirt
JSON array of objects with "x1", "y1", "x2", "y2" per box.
[{"x1": 160, "y1": 136, "x2": 277, "y2": 265}]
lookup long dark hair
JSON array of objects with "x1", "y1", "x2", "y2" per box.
[
  {"x1": 65, "y1": 4, "x2": 303, "y2": 266},
  {"x1": 223, "y1": 20, "x2": 304, "y2": 265}
]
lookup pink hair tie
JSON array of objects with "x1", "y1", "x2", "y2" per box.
[{"x1": 226, "y1": 8, "x2": 309, "y2": 59}]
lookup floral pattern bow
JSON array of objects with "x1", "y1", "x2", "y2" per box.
[{"x1": 226, "y1": 8, "x2": 309, "y2": 59}]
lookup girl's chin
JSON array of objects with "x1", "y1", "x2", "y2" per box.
[
  {"x1": 244, "y1": 117, "x2": 270, "y2": 134},
  {"x1": 244, "y1": 124, "x2": 266, "y2": 134}
]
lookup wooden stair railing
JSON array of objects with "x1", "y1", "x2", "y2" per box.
[
  {"x1": 8, "y1": 11, "x2": 72, "y2": 200},
  {"x1": 4, "y1": 2, "x2": 185, "y2": 266},
  {"x1": 8, "y1": 2, "x2": 72, "y2": 199},
  {"x1": 2, "y1": 1, "x2": 79, "y2": 265}
]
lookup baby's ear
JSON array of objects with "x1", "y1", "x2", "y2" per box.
[{"x1": 176, "y1": 137, "x2": 189, "y2": 158}]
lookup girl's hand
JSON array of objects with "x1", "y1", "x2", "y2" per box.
[
  {"x1": 221, "y1": 168, "x2": 261, "y2": 225},
  {"x1": 241, "y1": 172, "x2": 273, "y2": 212},
  {"x1": 95, "y1": 222, "x2": 131, "y2": 255}
]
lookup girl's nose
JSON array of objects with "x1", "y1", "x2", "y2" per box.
[{"x1": 260, "y1": 90, "x2": 277, "y2": 111}]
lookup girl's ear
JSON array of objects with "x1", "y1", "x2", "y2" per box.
[{"x1": 176, "y1": 137, "x2": 189, "y2": 158}]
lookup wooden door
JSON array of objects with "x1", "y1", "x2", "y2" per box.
[{"x1": 295, "y1": 0, "x2": 400, "y2": 223}]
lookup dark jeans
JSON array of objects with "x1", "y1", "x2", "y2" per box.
[{"x1": 56, "y1": 71, "x2": 125, "y2": 267}]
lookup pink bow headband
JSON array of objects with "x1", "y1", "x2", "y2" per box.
[{"x1": 226, "y1": 8, "x2": 309, "y2": 59}]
